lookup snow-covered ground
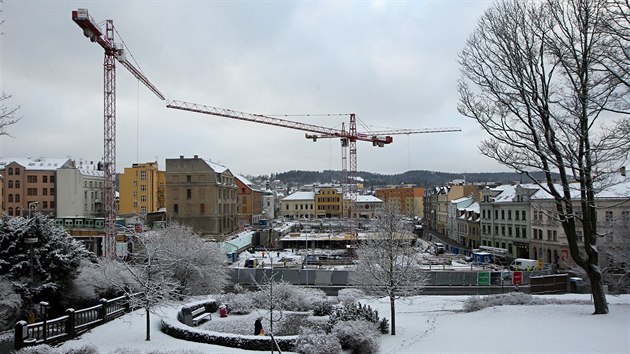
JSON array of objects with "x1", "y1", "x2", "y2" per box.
[{"x1": 57, "y1": 294, "x2": 630, "y2": 353}]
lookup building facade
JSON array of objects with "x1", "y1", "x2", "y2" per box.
[
  {"x1": 280, "y1": 191, "x2": 315, "y2": 219},
  {"x1": 235, "y1": 175, "x2": 263, "y2": 227},
  {"x1": 165, "y1": 155, "x2": 238, "y2": 239},
  {"x1": 314, "y1": 185, "x2": 343, "y2": 218},
  {"x1": 56, "y1": 161, "x2": 105, "y2": 218},
  {"x1": 118, "y1": 162, "x2": 166, "y2": 217},
  {"x1": 0, "y1": 158, "x2": 73, "y2": 217},
  {"x1": 375, "y1": 185, "x2": 424, "y2": 218}
]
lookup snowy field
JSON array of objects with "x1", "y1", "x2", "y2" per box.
[{"x1": 56, "y1": 294, "x2": 630, "y2": 354}]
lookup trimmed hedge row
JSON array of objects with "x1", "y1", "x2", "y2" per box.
[{"x1": 162, "y1": 300, "x2": 298, "y2": 352}]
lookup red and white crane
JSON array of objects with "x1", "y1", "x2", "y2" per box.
[
  {"x1": 72, "y1": 8, "x2": 165, "y2": 258},
  {"x1": 166, "y1": 100, "x2": 460, "y2": 221}
]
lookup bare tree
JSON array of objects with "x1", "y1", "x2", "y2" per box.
[
  {"x1": 0, "y1": 4, "x2": 21, "y2": 136},
  {"x1": 103, "y1": 222, "x2": 229, "y2": 340},
  {"x1": 458, "y1": 0, "x2": 630, "y2": 314},
  {"x1": 355, "y1": 202, "x2": 428, "y2": 335}
]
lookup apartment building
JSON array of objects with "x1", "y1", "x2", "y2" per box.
[
  {"x1": 280, "y1": 191, "x2": 315, "y2": 219},
  {"x1": 0, "y1": 157, "x2": 73, "y2": 217},
  {"x1": 354, "y1": 195, "x2": 383, "y2": 219},
  {"x1": 56, "y1": 161, "x2": 105, "y2": 218},
  {"x1": 165, "y1": 155, "x2": 238, "y2": 239},
  {"x1": 118, "y1": 162, "x2": 166, "y2": 217},
  {"x1": 314, "y1": 185, "x2": 343, "y2": 218},
  {"x1": 375, "y1": 185, "x2": 424, "y2": 218},
  {"x1": 235, "y1": 175, "x2": 263, "y2": 227}
]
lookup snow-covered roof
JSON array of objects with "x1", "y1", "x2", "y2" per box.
[
  {"x1": 0, "y1": 157, "x2": 71, "y2": 171},
  {"x1": 79, "y1": 168, "x2": 104, "y2": 177},
  {"x1": 235, "y1": 174, "x2": 253, "y2": 186},
  {"x1": 283, "y1": 191, "x2": 315, "y2": 201},
  {"x1": 465, "y1": 202, "x2": 480, "y2": 213},
  {"x1": 203, "y1": 159, "x2": 228, "y2": 173},
  {"x1": 356, "y1": 195, "x2": 382, "y2": 203}
]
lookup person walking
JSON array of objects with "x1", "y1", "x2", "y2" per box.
[{"x1": 254, "y1": 317, "x2": 263, "y2": 335}]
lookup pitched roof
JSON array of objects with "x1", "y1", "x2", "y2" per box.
[{"x1": 0, "y1": 157, "x2": 72, "y2": 171}]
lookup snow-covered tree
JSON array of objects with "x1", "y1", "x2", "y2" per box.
[
  {"x1": 458, "y1": 0, "x2": 630, "y2": 314},
  {"x1": 0, "y1": 214, "x2": 94, "y2": 317},
  {"x1": 355, "y1": 202, "x2": 429, "y2": 335},
  {"x1": 103, "y1": 222, "x2": 229, "y2": 341}
]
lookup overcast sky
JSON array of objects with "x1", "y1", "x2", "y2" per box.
[{"x1": 0, "y1": 0, "x2": 507, "y2": 177}]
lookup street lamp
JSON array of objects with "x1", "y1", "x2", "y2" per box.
[
  {"x1": 28, "y1": 201, "x2": 39, "y2": 218},
  {"x1": 24, "y1": 235, "x2": 38, "y2": 282}
]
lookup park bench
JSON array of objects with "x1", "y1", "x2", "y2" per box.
[{"x1": 191, "y1": 307, "x2": 211, "y2": 326}]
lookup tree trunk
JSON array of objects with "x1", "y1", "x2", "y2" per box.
[
  {"x1": 585, "y1": 264, "x2": 609, "y2": 314},
  {"x1": 390, "y1": 296, "x2": 396, "y2": 335},
  {"x1": 145, "y1": 307, "x2": 151, "y2": 341}
]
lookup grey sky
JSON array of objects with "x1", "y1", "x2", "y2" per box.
[{"x1": 0, "y1": 0, "x2": 504, "y2": 176}]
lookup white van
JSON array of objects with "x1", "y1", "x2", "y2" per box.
[{"x1": 510, "y1": 258, "x2": 538, "y2": 271}]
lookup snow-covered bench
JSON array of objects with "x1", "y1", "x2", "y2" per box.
[{"x1": 191, "y1": 307, "x2": 211, "y2": 326}]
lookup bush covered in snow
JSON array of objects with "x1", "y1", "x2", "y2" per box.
[
  {"x1": 216, "y1": 293, "x2": 254, "y2": 315},
  {"x1": 327, "y1": 302, "x2": 382, "y2": 331},
  {"x1": 15, "y1": 344, "x2": 98, "y2": 354},
  {"x1": 0, "y1": 277, "x2": 23, "y2": 330},
  {"x1": 463, "y1": 292, "x2": 593, "y2": 312},
  {"x1": 250, "y1": 282, "x2": 327, "y2": 312},
  {"x1": 294, "y1": 327, "x2": 342, "y2": 354},
  {"x1": 312, "y1": 300, "x2": 334, "y2": 316},
  {"x1": 332, "y1": 320, "x2": 380, "y2": 354},
  {"x1": 337, "y1": 288, "x2": 365, "y2": 306}
]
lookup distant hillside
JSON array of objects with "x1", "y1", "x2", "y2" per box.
[{"x1": 269, "y1": 170, "x2": 541, "y2": 188}]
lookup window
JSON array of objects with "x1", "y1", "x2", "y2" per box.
[
  {"x1": 43, "y1": 176, "x2": 48, "y2": 183},
  {"x1": 501, "y1": 226, "x2": 505, "y2": 235},
  {"x1": 7, "y1": 181, "x2": 12, "y2": 188},
  {"x1": 8, "y1": 194, "x2": 13, "y2": 203},
  {"x1": 15, "y1": 180, "x2": 20, "y2": 188},
  {"x1": 50, "y1": 188, "x2": 55, "y2": 195},
  {"x1": 494, "y1": 210, "x2": 498, "y2": 219},
  {"x1": 521, "y1": 227, "x2": 526, "y2": 238},
  {"x1": 141, "y1": 195, "x2": 147, "y2": 202},
  {"x1": 15, "y1": 168, "x2": 20, "y2": 175},
  {"x1": 27, "y1": 176, "x2": 37, "y2": 183},
  {"x1": 15, "y1": 194, "x2": 20, "y2": 202},
  {"x1": 141, "y1": 206, "x2": 147, "y2": 213},
  {"x1": 515, "y1": 211, "x2": 520, "y2": 220},
  {"x1": 133, "y1": 201, "x2": 139, "y2": 208},
  {"x1": 516, "y1": 227, "x2": 521, "y2": 237},
  {"x1": 7, "y1": 168, "x2": 13, "y2": 175},
  {"x1": 50, "y1": 175, "x2": 55, "y2": 183},
  {"x1": 187, "y1": 189, "x2": 192, "y2": 199},
  {"x1": 133, "y1": 192, "x2": 137, "y2": 197},
  {"x1": 141, "y1": 185, "x2": 147, "y2": 192},
  {"x1": 27, "y1": 188, "x2": 37, "y2": 196},
  {"x1": 187, "y1": 175, "x2": 191, "y2": 182},
  {"x1": 174, "y1": 204, "x2": 179, "y2": 214},
  {"x1": 285, "y1": 205, "x2": 289, "y2": 210},
  {"x1": 501, "y1": 210, "x2": 505, "y2": 219},
  {"x1": 622, "y1": 211, "x2": 630, "y2": 222},
  {"x1": 508, "y1": 210, "x2": 512, "y2": 220},
  {"x1": 522, "y1": 210, "x2": 526, "y2": 221},
  {"x1": 605, "y1": 210, "x2": 613, "y2": 222},
  {"x1": 508, "y1": 226, "x2": 512, "y2": 236},
  {"x1": 200, "y1": 203, "x2": 205, "y2": 213},
  {"x1": 43, "y1": 201, "x2": 48, "y2": 209},
  {"x1": 133, "y1": 181, "x2": 138, "y2": 187},
  {"x1": 50, "y1": 201, "x2": 55, "y2": 208},
  {"x1": 43, "y1": 188, "x2": 48, "y2": 196},
  {"x1": 140, "y1": 171, "x2": 147, "y2": 181}
]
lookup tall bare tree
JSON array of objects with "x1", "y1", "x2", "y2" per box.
[
  {"x1": 355, "y1": 202, "x2": 428, "y2": 335},
  {"x1": 0, "y1": 3, "x2": 21, "y2": 136},
  {"x1": 104, "y1": 223, "x2": 229, "y2": 340},
  {"x1": 458, "y1": 0, "x2": 630, "y2": 314}
]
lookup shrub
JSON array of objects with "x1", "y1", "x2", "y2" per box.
[
  {"x1": 327, "y1": 302, "x2": 381, "y2": 331},
  {"x1": 0, "y1": 278, "x2": 22, "y2": 331},
  {"x1": 250, "y1": 282, "x2": 327, "y2": 312},
  {"x1": 337, "y1": 288, "x2": 365, "y2": 306},
  {"x1": 332, "y1": 320, "x2": 380, "y2": 354},
  {"x1": 463, "y1": 292, "x2": 533, "y2": 312},
  {"x1": 312, "y1": 300, "x2": 333, "y2": 316},
  {"x1": 378, "y1": 317, "x2": 390, "y2": 334},
  {"x1": 217, "y1": 293, "x2": 254, "y2": 315},
  {"x1": 294, "y1": 327, "x2": 342, "y2": 354}
]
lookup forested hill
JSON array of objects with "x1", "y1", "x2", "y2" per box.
[{"x1": 269, "y1": 170, "x2": 538, "y2": 188}]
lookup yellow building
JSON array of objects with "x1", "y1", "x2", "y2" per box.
[
  {"x1": 375, "y1": 185, "x2": 424, "y2": 218},
  {"x1": 118, "y1": 162, "x2": 166, "y2": 216},
  {"x1": 314, "y1": 186, "x2": 343, "y2": 218}
]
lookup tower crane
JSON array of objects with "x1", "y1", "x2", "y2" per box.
[
  {"x1": 166, "y1": 100, "x2": 460, "y2": 221},
  {"x1": 306, "y1": 124, "x2": 461, "y2": 220},
  {"x1": 72, "y1": 9, "x2": 165, "y2": 258}
]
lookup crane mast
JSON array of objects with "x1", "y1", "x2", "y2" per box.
[{"x1": 72, "y1": 9, "x2": 165, "y2": 258}]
